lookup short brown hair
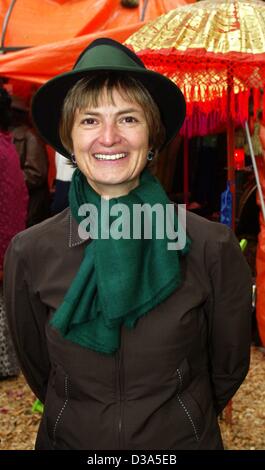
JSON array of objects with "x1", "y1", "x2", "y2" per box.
[{"x1": 59, "y1": 72, "x2": 166, "y2": 154}]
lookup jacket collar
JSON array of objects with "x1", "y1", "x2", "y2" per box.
[{"x1": 69, "y1": 210, "x2": 89, "y2": 248}]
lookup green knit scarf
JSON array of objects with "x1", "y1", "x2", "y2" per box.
[{"x1": 50, "y1": 168, "x2": 190, "y2": 354}]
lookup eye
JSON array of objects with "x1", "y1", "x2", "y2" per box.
[
  {"x1": 80, "y1": 117, "x2": 98, "y2": 125},
  {"x1": 121, "y1": 116, "x2": 138, "y2": 124}
]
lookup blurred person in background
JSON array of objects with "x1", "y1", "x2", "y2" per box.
[
  {"x1": 11, "y1": 95, "x2": 50, "y2": 226},
  {"x1": 50, "y1": 151, "x2": 75, "y2": 215},
  {"x1": 0, "y1": 87, "x2": 28, "y2": 378}
]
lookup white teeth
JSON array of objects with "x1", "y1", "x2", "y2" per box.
[{"x1": 94, "y1": 153, "x2": 127, "y2": 161}]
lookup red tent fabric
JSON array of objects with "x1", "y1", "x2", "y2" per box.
[
  {"x1": 0, "y1": 1, "x2": 193, "y2": 86},
  {"x1": 0, "y1": 0, "x2": 192, "y2": 47},
  {"x1": 0, "y1": 24, "x2": 146, "y2": 84}
]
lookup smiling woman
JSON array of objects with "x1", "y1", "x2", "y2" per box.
[
  {"x1": 63, "y1": 75, "x2": 159, "y2": 197},
  {"x1": 3, "y1": 38, "x2": 252, "y2": 451}
]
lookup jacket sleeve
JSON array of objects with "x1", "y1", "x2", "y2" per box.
[
  {"x1": 3, "y1": 233, "x2": 50, "y2": 403},
  {"x1": 205, "y1": 226, "x2": 252, "y2": 414}
]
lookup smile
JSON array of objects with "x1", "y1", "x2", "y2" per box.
[{"x1": 93, "y1": 153, "x2": 127, "y2": 161}]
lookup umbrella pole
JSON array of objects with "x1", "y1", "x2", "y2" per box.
[
  {"x1": 227, "y1": 79, "x2": 236, "y2": 230},
  {"x1": 245, "y1": 121, "x2": 265, "y2": 222}
]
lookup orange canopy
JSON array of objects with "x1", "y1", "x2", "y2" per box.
[
  {"x1": 0, "y1": 24, "x2": 147, "y2": 84},
  {"x1": 0, "y1": 0, "x2": 193, "y2": 87},
  {"x1": 0, "y1": 0, "x2": 192, "y2": 47}
]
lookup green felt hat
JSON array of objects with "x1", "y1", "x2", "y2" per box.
[{"x1": 32, "y1": 38, "x2": 186, "y2": 158}]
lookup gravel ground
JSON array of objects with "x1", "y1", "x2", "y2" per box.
[{"x1": 0, "y1": 346, "x2": 264, "y2": 450}]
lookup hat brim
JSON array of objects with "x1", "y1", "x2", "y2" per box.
[{"x1": 32, "y1": 65, "x2": 186, "y2": 158}]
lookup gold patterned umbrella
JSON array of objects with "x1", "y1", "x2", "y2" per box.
[
  {"x1": 126, "y1": 0, "x2": 265, "y2": 227},
  {"x1": 126, "y1": 0, "x2": 265, "y2": 135}
]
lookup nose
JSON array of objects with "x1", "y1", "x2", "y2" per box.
[{"x1": 98, "y1": 121, "x2": 122, "y2": 147}]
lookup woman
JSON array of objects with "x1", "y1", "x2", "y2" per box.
[
  {"x1": 0, "y1": 87, "x2": 28, "y2": 377},
  {"x1": 4, "y1": 38, "x2": 252, "y2": 450}
]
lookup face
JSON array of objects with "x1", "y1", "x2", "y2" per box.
[{"x1": 71, "y1": 88, "x2": 150, "y2": 197}]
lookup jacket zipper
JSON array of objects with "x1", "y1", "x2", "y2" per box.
[{"x1": 52, "y1": 374, "x2": 69, "y2": 445}]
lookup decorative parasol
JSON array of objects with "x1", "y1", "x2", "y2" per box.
[{"x1": 126, "y1": 0, "x2": 265, "y2": 227}]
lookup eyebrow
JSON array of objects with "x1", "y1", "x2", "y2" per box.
[{"x1": 82, "y1": 108, "x2": 141, "y2": 117}]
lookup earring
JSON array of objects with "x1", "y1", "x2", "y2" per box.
[
  {"x1": 71, "y1": 153, "x2": 77, "y2": 165},
  {"x1": 147, "y1": 150, "x2": 155, "y2": 161}
]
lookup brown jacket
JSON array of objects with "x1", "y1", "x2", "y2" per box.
[{"x1": 3, "y1": 208, "x2": 252, "y2": 450}]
